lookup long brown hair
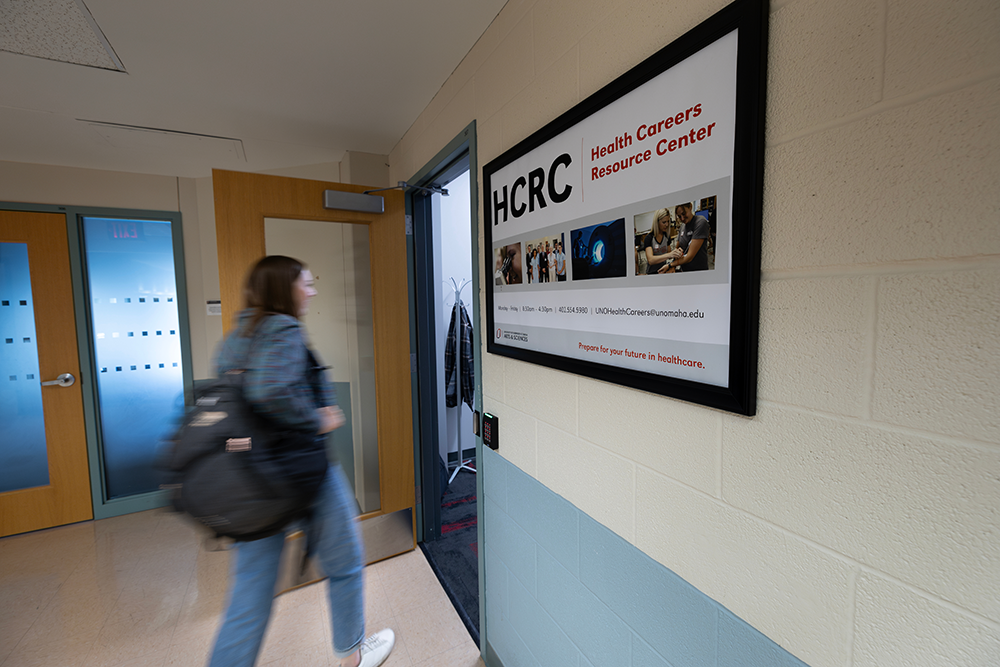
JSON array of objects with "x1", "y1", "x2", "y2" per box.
[{"x1": 241, "y1": 255, "x2": 304, "y2": 335}]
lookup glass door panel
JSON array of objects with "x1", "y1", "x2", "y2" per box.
[
  {"x1": 1, "y1": 209, "x2": 92, "y2": 537},
  {"x1": 264, "y1": 218, "x2": 380, "y2": 514},
  {"x1": 0, "y1": 242, "x2": 49, "y2": 492},
  {"x1": 82, "y1": 217, "x2": 185, "y2": 499}
]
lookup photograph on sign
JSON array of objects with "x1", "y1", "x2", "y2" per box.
[{"x1": 483, "y1": 0, "x2": 767, "y2": 414}]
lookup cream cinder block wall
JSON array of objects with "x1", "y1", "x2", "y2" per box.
[
  {"x1": 340, "y1": 151, "x2": 391, "y2": 189},
  {"x1": 389, "y1": 0, "x2": 1000, "y2": 665}
]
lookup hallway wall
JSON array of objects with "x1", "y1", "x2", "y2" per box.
[
  {"x1": 0, "y1": 161, "x2": 223, "y2": 379},
  {"x1": 388, "y1": 1, "x2": 1000, "y2": 665},
  {"x1": 0, "y1": 157, "x2": 389, "y2": 381}
]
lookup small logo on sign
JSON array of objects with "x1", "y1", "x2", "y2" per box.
[
  {"x1": 226, "y1": 437, "x2": 252, "y2": 452},
  {"x1": 496, "y1": 328, "x2": 501, "y2": 338}
]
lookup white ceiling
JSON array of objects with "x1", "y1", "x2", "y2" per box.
[{"x1": 0, "y1": 0, "x2": 507, "y2": 178}]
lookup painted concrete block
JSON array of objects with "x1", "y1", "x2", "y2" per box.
[
  {"x1": 509, "y1": 576, "x2": 582, "y2": 667},
  {"x1": 631, "y1": 635, "x2": 672, "y2": 667},
  {"x1": 507, "y1": 462, "x2": 580, "y2": 576},
  {"x1": 578, "y1": 377, "x2": 719, "y2": 495},
  {"x1": 413, "y1": 79, "x2": 476, "y2": 174},
  {"x1": 757, "y1": 276, "x2": 873, "y2": 417},
  {"x1": 579, "y1": 515, "x2": 718, "y2": 667},
  {"x1": 884, "y1": 0, "x2": 1000, "y2": 99},
  {"x1": 636, "y1": 468, "x2": 853, "y2": 667},
  {"x1": 476, "y1": 112, "x2": 504, "y2": 169},
  {"x1": 761, "y1": 78, "x2": 1000, "y2": 270},
  {"x1": 495, "y1": 406, "x2": 538, "y2": 478},
  {"x1": 852, "y1": 572, "x2": 1000, "y2": 667},
  {"x1": 723, "y1": 406, "x2": 1000, "y2": 623},
  {"x1": 491, "y1": 610, "x2": 542, "y2": 667},
  {"x1": 503, "y1": 360, "x2": 578, "y2": 434},
  {"x1": 482, "y1": 447, "x2": 508, "y2": 510},
  {"x1": 490, "y1": 0, "x2": 535, "y2": 46},
  {"x1": 485, "y1": 589, "x2": 504, "y2": 657},
  {"x1": 476, "y1": 12, "x2": 535, "y2": 121},
  {"x1": 503, "y1": 45, "x2": 579, "y2": 147},
  {"x1": 767, "y1": 0, "x2": 882, "y2": 140},
  {"x1": 873, "y1": 268, "x2": 1000, "y2": 444},
  {"x1": 532, "y1": 0, "x2": 610, "y2": 76},
  {"x1": 449, "y1": 24, "x2": 500, "y2": 101},
  {"x1": 416, "y1": 29, "x2": 495, "y2": 144},
  {"x1": 387, "y1": 130, "x2": 417, "y2": 187},
  {"x1": 405, "y1": 83, "x2": 455, "y2": 156},
  {"x1": 485, "y1": 545, "x2": 509, "y2": 619},
  {"x1": 536, "y1": 547, "x2": 632, "y2": 666},
  {"x1": 481, "y1": 346, "x2": 505, "y2": 402},
  {"x1": 577, "y1": 0, "x2": 728, "y2": 101},
  {"x1": 484, "y1": 495, "x2": 537, "y2": 595},
  {"x1": 718, "y1": 611, "x2": 809, "y2": 667},
  {"x1": 537, "y1": 422, "x2": 635, "y2": 542}
]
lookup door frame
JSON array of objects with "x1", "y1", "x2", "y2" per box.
[
  {"x1": 0, "y1": 201, "x2": 194, "y2": 521},
  {"x1": 211, "y1": 170, "x2": 416, "y2": 533},
  {"x1": 404, "y1": 121, "x2": 485, "y2": 637}
]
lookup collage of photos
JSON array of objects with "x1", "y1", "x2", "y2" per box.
[
  {"x1": 633, "y1": 196, "x2": 716, "y2": 276},
  {"x1": 494, "y1": 195, "x2": 718, "y2": 287}
]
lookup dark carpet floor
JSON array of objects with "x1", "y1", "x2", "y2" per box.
[{"x1": 420, "y1": 463, "x2": 479, "y2": 645}]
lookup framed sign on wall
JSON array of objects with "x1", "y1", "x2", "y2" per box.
[{"x1": 483, "y1": 0, "x2": 767, "y2": 415}]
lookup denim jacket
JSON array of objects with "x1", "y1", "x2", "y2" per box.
[{"x1": 214, "y1": 310, "x2": 335, "y2": 434}]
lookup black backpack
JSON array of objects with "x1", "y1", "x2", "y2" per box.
[{"x1": 159, "y1": 368, "x2": 329, "y2": 541}]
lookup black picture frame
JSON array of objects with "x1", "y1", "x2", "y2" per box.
[{"x1": 483, "y1": 0, "x2": 767, "y2": 416}]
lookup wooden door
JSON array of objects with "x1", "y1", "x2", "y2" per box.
[
  {"x1": 0, "y1": 211, "x2": 93, "y2": 537},
  {"x1": 212, "y1": 170, "x2": 415, "y2": 543}
]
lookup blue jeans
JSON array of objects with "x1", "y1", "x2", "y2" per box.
[{"x1": 208, "y1": 464, "x2": 365, "y2": 666}]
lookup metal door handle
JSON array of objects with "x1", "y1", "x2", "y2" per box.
[{"x1": 41, "y1": 373, "x2": 76, "y2": 387}]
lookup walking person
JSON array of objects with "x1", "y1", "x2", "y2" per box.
[{"x1": 209, "y1": 255, "x2": 394, "y2": 667}]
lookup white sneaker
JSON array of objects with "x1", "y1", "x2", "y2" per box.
[{"x1": 357, "y1": 628, "x2": 395, "y2": 667}]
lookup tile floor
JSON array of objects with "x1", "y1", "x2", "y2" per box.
[{"x1": 0, "y1": 510, "x2": 484, "y2": 667}]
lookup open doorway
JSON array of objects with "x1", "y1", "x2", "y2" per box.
[
  {"x1": 434, "y1": 168, "x2": 475, "y2": 487},
  {"x1": 408, "y1": 124, "x2": 482, "y2": 644}
]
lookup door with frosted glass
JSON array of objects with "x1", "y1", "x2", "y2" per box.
[
  {"x1": 213, "y1": 170, "x2": 415, "y2": 561},
  {"x1": 0, "y1": 211, "x2": 92, "y2": 537},
  {"x1": 80, "y1": 216, "x2": 186, "y2": 502}
]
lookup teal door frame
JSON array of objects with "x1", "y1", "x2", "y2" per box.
[
  {"x1": 1, "y1": 201, "x2": 193, "y2": 521},
  {"x1": 403, "y1": 121, "x2": 487, "y2": 648}
]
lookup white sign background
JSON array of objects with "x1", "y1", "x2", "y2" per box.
[{"x1": 486, "y1": 29, "x2": 741, "y2": 389}]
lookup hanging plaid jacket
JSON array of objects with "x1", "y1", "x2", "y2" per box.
[{"x1": 444, "y1": 301, "x2": 474, "y2": 409}]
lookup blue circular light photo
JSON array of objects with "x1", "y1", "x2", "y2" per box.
[
  {"x1": 591, "y1": 240, "x2": 605, "y2": 265},
  {"x1": 571, "y1": 218, "x2": 625, "y2": 280}
]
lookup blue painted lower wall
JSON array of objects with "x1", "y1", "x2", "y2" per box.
[{"x1": 481, "y1": 448, "x2": 809, "y2": 667}]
